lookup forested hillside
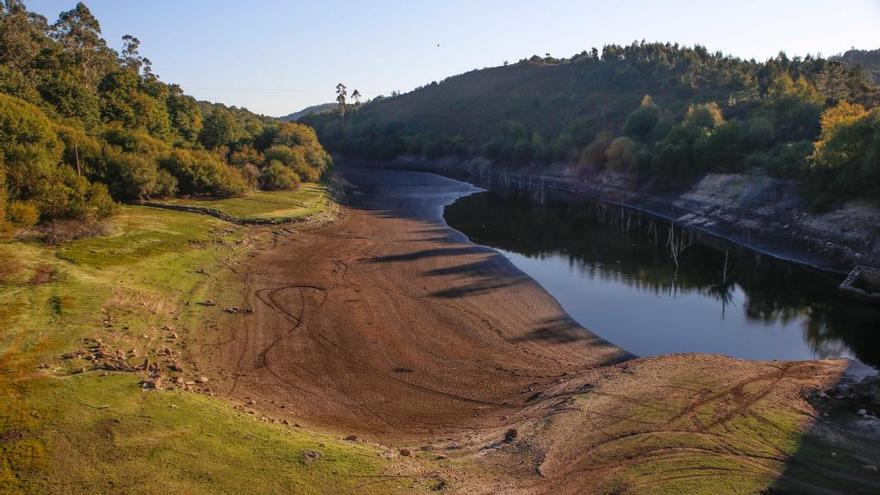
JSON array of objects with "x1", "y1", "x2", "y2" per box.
[
  {"x1": 834, "y1": 48, "x2": 880, "y2": 84},
  {"x1": 0, "y1": 1, "x2": 330, "y2": 233},
  {"x1": 307, "y1": 43, "x2": 880, "y2": 205}
]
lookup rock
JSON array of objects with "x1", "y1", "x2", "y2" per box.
[
  {"x1": 143, "y1": 376, "x2": 163, "y2": 390},
  {"x1": 302, "y1": 450, "x2": 321, "y2": 463},
  {"x1": 168, "y1": 332, "x2": 179, "y2": 339},
  {"x1": 196, "y1": 376, "x2": 209, "y2": 384},
  {"x1": 344, "y1": 435, "x2": 358, "y2": 442},
  {"x1": 168, "y1": 361, "x2": 184, "y2": 372},
  {"x1": 246, "y1": 399, "x2": 257, "y2": 406},
  {"x1": 224, "y1": 307, "x2": 240, "y2": 314},
  {"x1": 173, "y1": 377, "x2": 185, "y2": 385},
  {"x1": 857, "y1": 408, "x2": 868, "y2": 416},
  {"x1": 504, "y1": 428, "x2": 518, "y2": 443},
  {"x1": 399, "y1": 448, "x2": 412, "y2": 457}
]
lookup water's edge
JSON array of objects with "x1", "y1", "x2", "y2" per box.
[{"x1": 339, "y1": 155, "x2": 880, "y2": 275}]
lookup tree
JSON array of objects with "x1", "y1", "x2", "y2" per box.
[
  {"x1": 120, "y1": 34, "x2": 151, "y2": 75},
  {"x1": 352, "y1": 89, "x2": 362, "y2": 110},
  {"x1": 50, "y1": 2, "x2": 112, "y2": 87},
  {"x1": 336, "y1": 83, "x2": 347, "y2": 124},
  {"x1": 199, "y1": 107, "x2": 238, "y2": 149}
]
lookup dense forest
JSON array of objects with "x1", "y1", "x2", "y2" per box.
[
  {"x1": 306, "y1": 43, "x2": 880, "y2": 206},
  {"x1": 0, "y1": 1, "x2": 330, "y2": 233}
]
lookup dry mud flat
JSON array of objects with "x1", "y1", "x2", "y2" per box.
[{"x1": 193, "y1": 168, "x2": 879, "y2": 494}]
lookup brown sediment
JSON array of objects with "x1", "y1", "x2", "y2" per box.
[{"x1": 192, "y1": 168, "x2": 876, "y2": 494}]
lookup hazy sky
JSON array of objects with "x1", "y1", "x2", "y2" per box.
[{"x1": 28, "y1": 0, "x2": 880, "y2": 116}]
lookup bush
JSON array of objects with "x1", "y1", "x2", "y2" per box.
[
  {"x1": 623, "y1": 96, "x2": 661, "y2": 140},
  {"x1": 40, "y1": 219, "x2": 110, "y2": 245},
  {"x1": 160, "y1": 149, "x2": 248, "y2": 198},
  {"x1": 0, "y1": 94, "x2": 62, "y2": 198},
  {"x1": 810, "y1": 103, "x2": 880, "y2": 197},
  {"x1": 7, "y1": 200, "x2": 39, "y2": 227},
  {"x1": 259, "y1": 161, "x2": 300, "y2": 191},
  {"x1": 605, "y1": 137, "x2": 638, "y2": 171}
]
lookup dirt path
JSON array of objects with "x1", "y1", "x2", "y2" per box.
[{"x1": 193, "y1": 168, "x2": 878, "y2": 494}]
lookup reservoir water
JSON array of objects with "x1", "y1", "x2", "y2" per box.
[{"x1": 444, "y1": 189, "x2": 880, "y2": 367}]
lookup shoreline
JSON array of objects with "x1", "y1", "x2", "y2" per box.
[
  {"x1": 338, "y1": 155, "x2": 880, "y2": 275},
  {"x1": 196, "y1": 166, "x2": 879, "y2": 493}
]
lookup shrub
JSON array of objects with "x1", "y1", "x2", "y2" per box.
[
  {"x1": 160, "y1": 149, "x2": 248, "y2": 198},
  {"x1": 0, "y1": 93, "x2": 62, "y2": 199},
  {"x1": 259, "y1": 161, "x2": 300, "y2": 191},
  {"x1": 40, "y1": 219, "x2": 110, "y2": 245},
  {"x1": 7, "y1": 200, "x2": 39, "y2": 227},
  {"x1": 605, "y1": 137, "x2": 638, "y2": 171},
  {"x1": 684, "y1": 102, "x2": 725, "y2": 129},
  {"x1": 623, "y1": 96, "x2": 661, "y2": 140}
]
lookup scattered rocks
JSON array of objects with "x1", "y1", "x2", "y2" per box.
[{"x1": 142, "y1": 376, "x2": 163, "y2": 390}]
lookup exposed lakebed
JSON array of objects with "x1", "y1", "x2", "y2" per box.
[{"x1": 445, "y1": 189, "x2": 880, "y2": 367}]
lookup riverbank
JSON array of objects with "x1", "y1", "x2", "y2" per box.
[
  {"x1": 2, "y1": 170, "x2": 878, "y2": 493},
  {"x1": 342, "y1": 156, "x2": 880, "y2": 274},
  {"x1": 202, "y1": 167, "x2": 878, "y2": 494}
]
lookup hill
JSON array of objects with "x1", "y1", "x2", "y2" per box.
[
  {"x1": 306, "y1": 42, "x2": 880, "y2": 203},
  {"x1": 833, "y1": 48, "x2": 880, "y2": 84},
  {"x1": 280, "y1": 102, "x2": 336, "y2": 121}
]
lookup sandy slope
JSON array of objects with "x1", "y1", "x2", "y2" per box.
[{"x1": 193, "y1": 168, "x2": 877, "y2": 494}]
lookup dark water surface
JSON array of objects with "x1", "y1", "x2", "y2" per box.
[{"x1": 444, "y1": 190, "x2": 880, "y2": 367}]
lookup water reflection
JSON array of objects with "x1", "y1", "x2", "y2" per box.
[{"x1": 444, "y1": 191, "x2": 880, "y2": 367}]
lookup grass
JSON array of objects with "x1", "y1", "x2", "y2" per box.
[
  {"x1": 160, "y1": 184, "x2": 331, "y2": 222},
  {"x1": 0, "y1": 203, "x2": 427, "y2": 494}
]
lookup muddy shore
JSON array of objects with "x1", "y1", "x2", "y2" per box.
[{"x1": 193, "y1": 167, "x2": 878, "y2": 493}]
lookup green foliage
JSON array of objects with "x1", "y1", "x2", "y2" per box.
[
  {"x1": 159, "y1": 149, "x2": 247, "y2": 198},
  {"x1": 810, "y1": 102, "x2": 880, "y2": 199},
  {"x1": 0, "y1": 1, "x2": 331, "y2": 227},
  {"x1": 259, "y1": 160, "x2": 300, "y2": 191},
  {"x1": 623, "y1": 95, "x2": 661, "y2": 140},
  {"x1": 6, "y1": 199, "x2": 38, "y2": 227},
  {"x1": 0, "y1": 93, "x2": 63, "y2": 198},
  {"x1": 308, "y1": 42, "x2": 879, "y2": 201},
  {"x1": 199, "y1": 107, "x2": 238, "y2": 150}
]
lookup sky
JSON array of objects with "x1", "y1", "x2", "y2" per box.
[{"x1": 27, "y1": 0, "x2": 880, "y2": 117}]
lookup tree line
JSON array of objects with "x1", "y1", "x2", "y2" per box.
[
  {"x1": 305, "y1": 41, "x2": 880, "y2": 207},
  {"x1": 0, "y1": 1, "x2": 331, "y2": 232}
]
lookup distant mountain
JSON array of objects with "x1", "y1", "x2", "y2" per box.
[
  {"x1": 280, "y1": 103, "x2": 337, "y2": 122},
  {"x1": 833, "y1": 48, "x2": 880, "y2": 84}
]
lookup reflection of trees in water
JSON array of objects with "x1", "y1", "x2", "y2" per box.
[{"x1": 446, "y1": 191, "x2": 880, "y2": 366}]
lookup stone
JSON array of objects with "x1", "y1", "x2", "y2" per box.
[
  {"x1": 344, "y1": 435, "x2": 358, "y2": 442},
  {"x1": 196, "y1": 376, "x2": 209, "y2": 384},
  {"x1": 504, "y1": 428, "x2": 518, "y2": 443},
  {"x1": 399, "y1": 448, "x2": 412, "y2": 457}
]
